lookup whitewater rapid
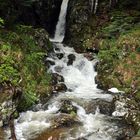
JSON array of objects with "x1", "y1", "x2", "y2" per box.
[
  {"x1": 14, "y1": 0, "x2": 129, "y2": 139},
  {"x1": 51, "y1": 0, "x2": 69, "y2": 43},
  {"x1": 14, "y1": 43, "x2": 122, "y2": 140}
]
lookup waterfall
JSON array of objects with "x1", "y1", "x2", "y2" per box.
[
  {"x1": 14, "y1": 0, "x2": 130, "y2": 139},
  {"x1": 52, "y1": 0, "x2": 69, "y2": 43},
  {"x1": 94, "y1": 0, "x2": 98, "y2": 14}
]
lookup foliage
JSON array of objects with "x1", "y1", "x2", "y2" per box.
[
  {"x1": 100, "y1": 10, "x2": 140, "y2": 39},
  {"x1": 0, "y1": 17, "x2": 4, "y2": 28},
  {"x1": 97, "y1": 9, "x2": 140, "y2": 95},
  {"x1": 0, "y1": 64, "x2": 20, "y2": 86},
  {"x1": 0, "y1": 26, "x2": 52, "y2": 111}
]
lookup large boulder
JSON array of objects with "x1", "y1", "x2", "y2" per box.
[
  {"x1": 83, "y1": 99, "x2": 115, "y2": 116},
  {"x1": 51, "y1": 113, "x2": 80, "y2": 129},
  {"x1": 52, "y1": 83, "x2": 67, "y2": 92},
  {"x1": 113, "y1": 95, "x2": 140, "y2": 131},
  {"x1": 60, "y1": 100, "x2": 77, "y2": 114},
  {"x1": 0, "y1": 85, "x2": 22, "y2": 127},
  {"x1": 51, "y1": 73, "x2": 64, "y2": 85},
  {"x1": 67, "y1": 54, "x2": 76, "y2": 66}
]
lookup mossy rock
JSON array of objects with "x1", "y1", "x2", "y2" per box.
[{"x1": 0, "y1": 25, "x2": 52, "y2": 112}]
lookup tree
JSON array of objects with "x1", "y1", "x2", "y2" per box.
[{"x1": 0, "y1": 0, "x2": 34, "y2": 26}]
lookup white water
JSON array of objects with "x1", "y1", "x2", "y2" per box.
[
  {"x1": 52, "y1": 0, "x2": 69, "y2": 43},
  {"x1": 14, "y1": 0, "x2": 127, "y2": 139},
  {"x1": 94, "y1": 0, "x2": 98, "y2": 14},
  {"x1": 14, "y1": 44, "x2": 119, "y2": 140}
]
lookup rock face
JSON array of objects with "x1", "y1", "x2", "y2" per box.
[
  {"x1": 64, "y1": 0, "x2": 110, "y2": 52},
  {"x1": 0, "y1": 0, "x2": 63, "y2": 36},
  {"x1": 84, "y1": 99, "x2": 115, "y2": 116},
  {"x1": 67, "y1": 54, "x2": 76, "y2": 66},
  {"x1": 28, "y1": 0, "x2": 62, "y2": 36},
  {"x1": 0, "y1": 85, "x2": 21, "y2": 127},
  {"x1": 34, "y1": 28, "x2": 52, "y2": 51},
  {"x1": 51, "y1": 114, "x2": 80, "y2": 129},
  {"x1": 112, "y1": 95, "x2": 140, "y2": 132},
  {"x1": 52, "y1": 73, "x2": 64, "y2": 85},
  {"x1": 64, "y1": 0, "x2": 91, "y2": 51}
]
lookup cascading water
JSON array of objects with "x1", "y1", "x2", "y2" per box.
[
  {"x1": 14, "y1": 0, "x2": 130, "y2": 140},
  {"x1": 51, "y1": 0, "x2": 69, "y2": 43}
]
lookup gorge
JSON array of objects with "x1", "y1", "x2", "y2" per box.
[
  {"x1": 0, "y1": 0, "x2": 140, "y2": 140},
  {"x1": 14, "y1": 0, "x2": 139, "y2": 139}
]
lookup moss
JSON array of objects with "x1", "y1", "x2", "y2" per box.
[
  {"x1": 0, "y1": 25, "x2": 52, "y2": 111},
  {"x1": 97, "y1": 12, "x2": 140, "y2": 94}
]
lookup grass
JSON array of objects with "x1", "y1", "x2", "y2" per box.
[
  {"x1": 96, "y1": 10, "x2": 140, "y2": 99},
  {"x1": 0, "y1": 25, "x2": 52, "y2": 111}
]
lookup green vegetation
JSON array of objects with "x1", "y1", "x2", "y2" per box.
[
  {"x1": 0, "y1": 25, "x2": 52, "y2": 111},
  {"x1": 96, "y1": 10, "x2": 140, "y2": 100},
  {"x1": 0, "y1": 18, "x2": 4, "y2": 28}
]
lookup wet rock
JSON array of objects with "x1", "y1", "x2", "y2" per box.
[
  {"x1": 113, "y1": 95, "x2": 140, "y2": 130},
  {"x1": 45, "y1": 59, "x2": 55, "y2": 68},
  {"x1": 56, "y1": 53, "x2": 64, "y2": 59},
  {"x1": 106, "y1": 117, "x2": 136, "y2": 140},
  {"x1": 52, "y1": 73, "x2": 64, "y2": 85},
  {"x1": 0, "y1": 100, "x2": 16, "y2": 126},
  {"x1": 60, "y1": 100, "x2": 77, "y2": 114},
  {"x1": 115, "y1": 125, "x2": 136, "y2": 140},
  {"x1": 0, "y1": 85, "x2": 21, "y2": 127},
  {"x1": 54, "y1": 66, "x2": 63, "y2": 73},
  {"x1": 51, "y1": 114, "x2": 80, "y2": 129},
  {"x1": 67, "y1": 54, "x2": 76, "y2": 66},
  {"x1": 47, "y1": 52, "x2": 59, "y2": 60},
  {"x1": 84, "y1": 99, "x2": 115, "y2": 116},
  {"x1": 94, "y1": 62, "x2": 99, "y2": 72},
  {"x1": 95, "y1": 75, "x2": 100, "y2": 86},
  {"x1": 52, "y1": 83, "x2": 67, "y2": 92},
  {"x1": 54, "y1": 47, "x2": 60, "y2": 52},
  {"x1": 64, "y1": 0, "x2": 94, "y2": 50}
]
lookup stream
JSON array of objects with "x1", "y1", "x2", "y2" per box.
[{"x1": 14, "y1": 0, "x2": 133, "y2": 140}]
